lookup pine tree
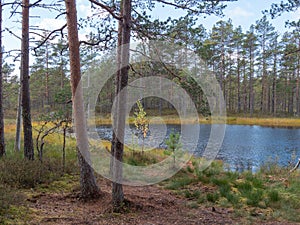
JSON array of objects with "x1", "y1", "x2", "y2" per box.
[{"x1": 255, "y1": 16, "x2": 277, "y2": 114}]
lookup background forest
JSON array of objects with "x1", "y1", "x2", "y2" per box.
[
  {"x1": 1, "y1": 0, "x2": 300, "y2": 224},
  {"x1": 2, "y1": 3, "x2": 300, "y2": 119}
]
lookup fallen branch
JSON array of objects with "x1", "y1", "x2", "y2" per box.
[{"x1": 290, "y1": 158, "x2": 300, "y2": 173}]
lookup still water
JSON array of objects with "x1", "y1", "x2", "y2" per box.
[{"x1": 96, "y1": 124, "x2": 300, "y2": 172}]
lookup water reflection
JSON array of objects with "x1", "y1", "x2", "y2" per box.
[{"x1": 95, "y1": 124, "x2": 300, "y2": 171}]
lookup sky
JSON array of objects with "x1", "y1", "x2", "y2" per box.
[
  {"x1": 151, "y1": 0, "x2": 300, "y2": 33},
  {"x1": 2, "y1": 0, "x2": 300, "y2": 75}
]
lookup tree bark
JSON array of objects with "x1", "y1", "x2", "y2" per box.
[
  {"x1": 111, "y1": 0, "x2": 132, "y2": 212},
  {"x1": 45, "y1": 43, "x2": 50, "y2": 108},
  {"x1": 21, "y1": 0, "x2": 34, "y2": 160},
  {"x1": 272, "y1": 38, "x2": 278, "y2": 116},
  {"x1": 0, "y1": 2, "x2": 5, "y2": 157},
  {"x1": 110, "y1": 0, "x2": 123, "y2": 177},
  {"x1": 14, "y1": 86, "x2": 22, "y2": 151},
  {"x1": 249, "y1": 44, "x2": 254, "y2": 117},
  {"x1": 237, "y1": 57, "x2": 241, "y2": 113},
  {"x1": 65, "y1": 0, "x2": 100, "y2": 200},
  {"x1": 296, "y1": 40, "x2": 300, "y2": 116}
]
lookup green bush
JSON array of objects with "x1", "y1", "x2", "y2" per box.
[
  {"x1": 219, "y1": 183, "x2": 231, "y2": 197},
  {"x1": 268, "y1": 189, "x2": 280, "y2": 202},
  {"x1": 206, "y1": 192, "x2": 219, "y2": 203},
  {"x1": 246, "y1": 189, "x2": 263, "y2": 207},
  {"x1": 0, "y1": 156, "x2": 78, "y2": 188},
  {"x1": 244, "y1": 172, "x2": 264, "y2": 189},
  {"x1": 183, "y1": 189, "x2": 201, "y2": 199},
  {"x1": 236, "y1": 181, "x2": 253, "y2": 195},
  {"x1": 166, "y1": 177, "x2": 194, "y2": 190},
  {"x1": 0, "y1": 186, "x2": 26, "y2": 224}
]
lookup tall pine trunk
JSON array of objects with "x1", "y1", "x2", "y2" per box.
[
  {"x1": 0, "y1": 2, "x2": 5, "y2": 157},
  {"x1": 296, "y1": 40, "x2": 300, "y2": 116},
  {"x1": 249, "y1": 45, "x2": 254, "y2": 117},
  {"x1": 111, "y1": 0, "x2": 132, "y2": 212},
  {"x1": 65, "y1": 0, "x2": 100, "y2": 200},
  {"x1": 237, "y1": 58, "x2": 241, "y2": 113},
  {"x1": 14, "y1": 87, "x2": 22, "y2": 151},
  {"x1": 21, "y1": 0, "x2": 34, "y2": 160},
  {"x1": 271, "y1": 39, "x2": 278, "y2": 116}
]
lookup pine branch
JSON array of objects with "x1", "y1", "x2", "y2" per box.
[
  {"x1": 153, "y1": 0, "x2": 198, "y2": 13},
  {"x1": 4, "y1": 28, "x2": 21, "y2": 40},
  {"x1": 33, "y1": 23, "x2": 67, "y2": 53},
  {"x1": 29, "y1": 0, "x2": 43, "y2": 7},
  {"x1": 284, "y1": 48, "x2": 300, "y2": 56},
  {"x1": 89, "y1": 0, "x2": 122, "y2": 20}
]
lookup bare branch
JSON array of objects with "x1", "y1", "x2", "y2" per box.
[
  {"x1": 4, "y1": 28, "x2": 21, "y2": 40},
  {"x1": 153, "y1": 0, "x2": 198, "y2": 13},
  {"x1": 79, "y1": 40, "x2": 102, "y2": 46},
  {"x1": 55, "y1": 12, "x2": 66, "y2": 19},
  {"x1": 79, "y1": 30, "x2": 115, "y2": 50},
  {"x1": 29, "y1": 31, "x2": 49, "y2": 38},
  {"x1": 13, "y1": 53, "x2": 21, "y2": 62},
  {"x1": 9, "y1": 3, "x2": 21, "y2": 18},
  {"x1": 33, "y1": 23, "x2": 67, "y2": 52},
  {"x1": 2, "y1": 2, "x2": 20, "y2": 7},
  {"x1": 290, "y1": 158, "x2": 300, "y2": 173},
  {"x1": 89, "y1": 0, "x2": 122, "y2": 20},
  {"x1": 29, "y1": 0, "x2": 43, "y2": 7}
]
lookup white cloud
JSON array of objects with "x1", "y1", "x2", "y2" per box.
[
  {"x1": 35, "y1": 18, "x2": 66, "y2": 31},
  {"x1": 79, "y1": 4, "x2": 93, "y2": 18},
  {"x1": 227, "y1": 6, "x2": 255, "y2": 18},
  {"x1": 291, "y1": 8, "x2": 300, "y2": 21},
  {"x1": 78, "y1": 33, "x2": 89, "y2": 42}
]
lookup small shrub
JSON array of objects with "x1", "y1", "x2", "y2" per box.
[
  {"x1": 224, "y1": 172, "x2": 239, "y2": 182},
  {"x1": 236, "y1": 181, "x2": 253, "y2": 195},
  {"x1": 268, "y1": 189, "x2": 280, "y2": 202},
  {"x1": 206, "y1": 192, "x2": 219, "y2": 203},
  {"x1": 186, "y1": 201, "x2": 199, "y2": 209},
  {"x1": 165, "y1": 130, "x2": 182, "y2": 167},
  {"x1": 197, "y1": 195, "x2": 206, "y2": 204},
  {"x1": 226, "y1": 193, "x2": 240, "y2": 206},
  {"x1": 203, "y1": 161, "x2": 223, "y2": 177},
  {"x1": 246, "y1": 189, "x2": 263, "y2": 207},
  {"x1": 183, "y1": 189, "x2": 201, "y2": 199},
  {"x1": 166, "y1": 177, "x2": 194, "y2": 190},
  {"x1": 259, "y1": 159, "x2": 286, "y2": 175},
  {"x1": 244, "y1": 172, "x2": 264, "y2": 189},
  {"x1": 187, "y1": 165, "x2": 194, "y2": 173},
  {"x1": 0, "y1": 186, "x2": 25, "y2": 224},
  {"x1": 0, "y1": 156, "x2": 77, "y2": 188},
  {"x1": 197, "y1": 172, "x2": 210, "y2": 184},
  {"x1": 211, "y1": 177, "x2": 229, "y2": 187},
  {"x1": 219, "y1": 183, "x2": 231, "y2": 197}
]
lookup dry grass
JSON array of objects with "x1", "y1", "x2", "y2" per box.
[
  {"x1": 90, "y1": 115, "x2": 300, "y2": 127},
  {"x1": 227, "y1": 117, "x2": 300, "y2": 127}
]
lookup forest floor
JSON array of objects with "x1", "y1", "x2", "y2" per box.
[
  {"x1": 20, "y1": 175, "x2": 296, "y2": 225},
  {"x1": 1, "y1": 119, "x2": 300, "y2": 224}
]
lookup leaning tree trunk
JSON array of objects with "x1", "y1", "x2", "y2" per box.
[
  {"x1": 111, "y1": 0, "x2": 132, "y2": 212},
  {"x1": 0, "y1": 2, "x2": 5, "y2": 157},
  {"x1": 21, "y1": 0, "x2": 34, "y2": 160},
  {"x1": 65, "y1": 0, "x2": 100, "y2": 200}
]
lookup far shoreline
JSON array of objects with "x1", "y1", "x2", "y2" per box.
[{"x1": 91, "y1": 116, "x2": 300, "y2": 128}]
